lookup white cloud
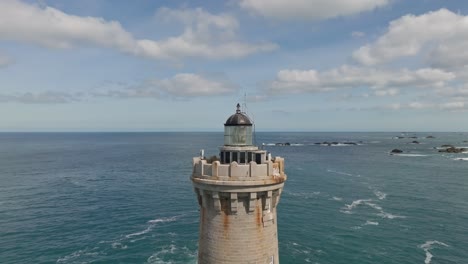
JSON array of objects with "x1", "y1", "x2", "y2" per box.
[
  {"x1": 0, "y1": 91, "x2": 80, "y2": 104},
  {"x1": 353, "y1": 8, "x2": 468, "y2": 68},
  {"x1": 351, "y1": 31, "x2": 366, "y2": 38},
  {"x1": 374, "y1": 88, "x2": 399, "y2": 96},
  {"x1": 0, "y1": 0, "x2": 276, "y2": 60},
  {"x1": 97, "y1": 73, "x2": 238, "y2": 99},
  {"x1": 366, "y1": 101, "x2": 468, "y2": 112},
  {"x1": 439, "y1": 101, "x2": 466, "y2": 111},
  {"x1": 239, "y1": 0, "x2": 389, "y2": 20},
  {"x1": 264, "y1": 65, "x2": 454, "y2": 94}
]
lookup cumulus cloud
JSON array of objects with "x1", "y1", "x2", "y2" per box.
[
  {"x1": 239, "y1": 0, "x2": 389, "y2": 20},
  {"x1": 353, "y1": 8, "x2": 468, "y2": 68},
  {"x1": 96, "y1": 73, "x2": 238, "y2": 99},
  {"x1": 264, "y1": 65, "x2": 454, "y2": 94},
  {"x1": 0, "y1": 0, "x2": 276, "y2": 60}
]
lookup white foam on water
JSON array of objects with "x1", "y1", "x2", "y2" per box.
[
  {"x1": 56, "y1": 247, "x2": 100, "y2": 263},
  {"x1": 351, "y1": 226, "x2": 362, "y2": 230},
  {"x1": 125, "y1": 226, "x2": 153, "y2": 238},
  {"x1": 366, "y1": 202, "x2": 383, "y2": 211},
  {"x1": 327, "y1": 169, "x2": 354, "y2": 176},
  {"x1": 419, "y1": 240, "x2": 448, "y2": 264},
  {"x1": 364, "y1": 220, "x2": 379, "y2": 226},
  {"x1": 453, "y1": 157, "x2": 468, "y2": 161},
  {"x1": 126, "y1": 216, "x2": 178, "y2": 239},
  {"x1": 146, "y1": 245, "x2": 197, "y2": 264},
  {"x1": 342, "y1": 199, "x2": 406, "y2": 220},
  {"x1": 373, "y1": 190, "x2": 387, "y2": 200},
  {"x1": 148, "y1": 216, "x2": 177, "y2": 224},
  {"x1": 377, "y1": 212, "x2": 406, "y2": 219},
  {"x1": 392, "y1": 154, "x2": 428, "y2": 157},
  {"x1": 112, "y1": 242, "x2": 128, "y2": 250},
  {"x1": 332, "y1": 196, "x2": 343, "y2": 201},
  {"x1": 343, "y1": 199, "x2": 373, "y2": 211}
]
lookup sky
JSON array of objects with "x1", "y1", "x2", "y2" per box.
[{"x1": 1, "y1": 0, "x2": 468, "y2": 132}]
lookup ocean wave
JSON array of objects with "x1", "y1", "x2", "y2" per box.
[
  {"x1": 112, "y1": 242, "x2": 128, "y2": 250},
  {"x1": 56, "y1": 247, "x2": 100, "y2": 263},
  {"x1": 392, "y1": 154, "x2": 428, "y2": 157},
  {"x1": 148, "y1": 216, "x2": 177, "y2": 224},
  {"x1": 331, "y1": 196, "x2": 343, "y2": 201},
  {"x1": 373, "y1": 190, "x2": 387, "y2": 200},
  {"x1": 146, "y1": 245, "x2": 197, "y2": 264},
  {"x1": 126, "y1": 217, "x2": 178, "y2": 239},
  {"x1": 364, "y1": 220, "x2": 379, "y2": 226},
  {"x1": 342, "y1": 198, "x2": 406, "y2": 220},
  {"x1": 419, "y1": 240, "x2": 448, "y2": 264},
  {"x1": 453, "y1": 157, "x2": 468, "y2": 161},
  {"x1": 377, "y1": 212, "x2": 406, "y2": 219},
  {"x1": 342, "y1": 199, "x2": 373, "y2": 211},
  {"x1": 327, "y1": 169, "x2": 355, "y2": 177}
]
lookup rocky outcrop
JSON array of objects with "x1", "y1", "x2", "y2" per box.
[
  {"x1": 438, "y1": 147, "x2": 467, "y2": 153},
  {"x1": 390, "y1": 149, "x2": 403, "y2": 154}
]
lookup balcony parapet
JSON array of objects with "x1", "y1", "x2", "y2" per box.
[{"x1": 192, "y1": 156, "x2": 286, "y2": 186}]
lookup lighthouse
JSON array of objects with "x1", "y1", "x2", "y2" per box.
[{"x1": 191, "y1": 104, "x2": 287, "y2": 264}]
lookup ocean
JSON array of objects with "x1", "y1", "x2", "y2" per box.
[{"x1": 1, "y1": 132, "x2": 467, "y2": 264}]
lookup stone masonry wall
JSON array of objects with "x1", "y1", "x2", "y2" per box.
[{"x1": 195, "y1": 188, "x2": 282, "y2": 264}]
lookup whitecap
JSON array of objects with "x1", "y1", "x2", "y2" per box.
[
  {"x1": 366, "y1": 202, "x2": 383, "y2": 211},
  {"x1": 57, "y1": 248, "x2": 100, "y2": 263},
  {"x1": 419, "y1": 240, "x2": 448, "y2": 264},
  {"x1": 327, "y1": 169, "x2": 354, "y2": 176},
  {"x1": 373, "y1": 190, "x2": 387, "y2": 200},
  {"x1": 392, "y1": 154, "x2": 428, "y2": 157},
  {"x1": 453, "y1": 157, "x2": 468, "y2": 161},
  {"x1": 332, "y1": 196, "x2": 343, "y2": 201},
  {"x1": 377, "y1": 212, "x2": 406, "y2": 219},
  {"x1": 125, "y1": 226, "x2": 153, "y2": 238},
  {"x1": 126, "y1": 216, "x2": 178, "y2": 239},
  {"x1": 112, "y1": 242, "x2": 128, "y2": 250},
  {"x1": 343, "y1": 199, "x2": 373, "y2": 211},
  {"x1": 148, "y1": 216, "x2": 177, "y2": 224},
  {"x1": 364, "y1": 220, "x2": 379, "y2": 226}
]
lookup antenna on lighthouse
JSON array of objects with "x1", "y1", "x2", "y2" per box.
[{"x1": 242, "y1": 92, "x2": 248, "y2": 114}]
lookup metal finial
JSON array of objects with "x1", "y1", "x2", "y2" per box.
[{"x1": 236, "y1": 103, "x2": 241, "y2": 113}]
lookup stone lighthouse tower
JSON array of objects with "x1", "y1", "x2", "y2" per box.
[{"x1": 191, "y1": 104, "x2": 287, "y2": 264}]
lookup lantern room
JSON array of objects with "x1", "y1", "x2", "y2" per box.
[{"x1": 224, "y1": 103, "x2": 253, "y2": 146}]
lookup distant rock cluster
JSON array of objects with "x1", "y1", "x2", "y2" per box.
[
  {"x1": 438, "y1": 146, "x2": 467, "y2": 153},
  {"x1": 390, "y1": 134, "x2": 468, "y2": 156},
  {"x1": 314, "y1": 141, "x2": 360, "y2": 146}
]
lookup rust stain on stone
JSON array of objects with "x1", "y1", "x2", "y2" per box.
[
  {"x1": 222, "y1": 211, "x2": 229, "y2": 237},
  {"x1": 256, "y1": 203, "x2": 262, "y2": 228}
]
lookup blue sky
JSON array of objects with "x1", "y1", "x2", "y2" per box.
[{"x1": 1, "y1": 0, "x2": 468, "y2": 132}]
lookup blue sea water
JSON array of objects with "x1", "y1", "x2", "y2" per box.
[{"x1": 1, "y1": 132, "x2": 467, "y2": 264}]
